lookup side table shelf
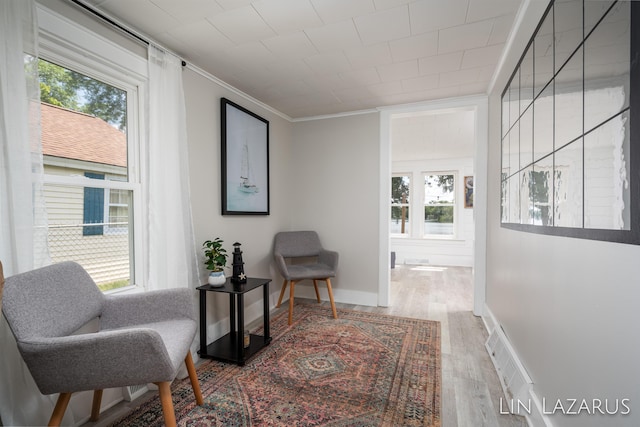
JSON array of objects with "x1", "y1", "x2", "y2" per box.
[{"x1": 197, "y1": 277, "x2": 271, "y2": 366}]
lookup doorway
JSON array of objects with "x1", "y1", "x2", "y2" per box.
[{"x1": 378, "y1": 96, "x2": 488, "y2": 317}]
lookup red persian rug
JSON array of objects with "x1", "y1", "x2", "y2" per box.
[{"x1": 111, "y1": 303, "x2": 441, "y2": 426}]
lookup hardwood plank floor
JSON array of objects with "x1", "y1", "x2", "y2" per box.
[{"x1": 84, "y1": 264, "x2": 525, "y2": 427}]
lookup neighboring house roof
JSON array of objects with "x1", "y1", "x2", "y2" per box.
[{"x1": 41, "y1": 102, "x2": 126, "y2": 168}]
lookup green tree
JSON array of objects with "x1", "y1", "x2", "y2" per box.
[
  {"x1": 38, "y1": 59, "x2": 126, "y2": 131},
  {"x1": 38, "y1": 59, "x2": 80, "y2": 110},
  {"x1": 435, "y1": 175, "x2": 454, "y2": 193},
  {"x1": 391, "y1": 176, "x2": 410, "y2": 228},
  {"x1": 79, "y1": 78, "x2": 127, "y2": 131},
  {"x1": 391, "y1": 176, "x2": 409, "y2": 204}
]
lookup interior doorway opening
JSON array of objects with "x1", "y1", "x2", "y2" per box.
[{"x1": 379, "y1": 96, "x2": 488, "y2": 317}]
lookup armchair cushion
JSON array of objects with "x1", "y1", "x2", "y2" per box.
[
  {"x1": 101, "y1": 288, "x2": 196, "y2": 329},
  {"x1": 2, "y1": 262, "x2": 198, "y2": 395},
  {"x1": 273, "y1": 231, "x2": 338, "y2": 280},
  {"x1": 19, "y1": 328, "x2": 176, "y2": 394},
  {"x1": 2, "y1": 261, "x2": 104, "y2": 340}
]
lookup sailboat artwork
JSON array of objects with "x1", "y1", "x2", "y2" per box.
[
  {"x1": 239, "y1": 139, "x2": 259, "y2": 194},
  {"x1": 221, "y1": 97, "x2": 270, "y2": 215}
]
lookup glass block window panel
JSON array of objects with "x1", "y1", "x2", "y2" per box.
[
  {"x1": 584, "y1": 0, "x2": 617, "y2": 36},
  {"x1": 509, "y1": 121, "x2": 520, "y2": 174},
  {"x1": 509, "y1": 172, "x2": 521, "y2": 224},
  {"x1": 500, "y1": 0, "x2": 638, "y2": 244},
  {"x1": 520, "y1": 105, "x2": 534, "y2": 168},
  {"x1": 533, "y1": 84, "x2": 554, "y2": 162},
  {"x1": 502, "y1": 91, "x2": 510, "y2": 138},
  {"x1": 520, "y1": 44, "x2": 535, "y2": 113},
  {"x1": 554, "y1": 0, "x2": 583, "y2": 73},
  {"x1": 520, "y1": 166, "x2": 535, "y2": 225},
  {"x1": 554, "y1": 139, "x2": 583, "y2": 228},
  {"x1": 502, "y1": 133, "x2": 510, "y2": 178},
  {"x1": 584, "y1": 111, "x2": 630, "y2": 230},
  {"x1": 501, "y1": 175, "x2": 509, "y2": 224},
  {"x1": 534, "y1": 7, "x2": 554, "y2": 97},
  {"x1": 509, "y1": 69, "x2": 520, "y2": 128},
  {"x1": 554, "y1": 47, "x2": 583, "y2": 149},
  {"x1": 533, "y1": 155, "x2": 554, "y2": 227},
  {"x1": 584, "y1": 0, "x2": 630, "y2": 133}
]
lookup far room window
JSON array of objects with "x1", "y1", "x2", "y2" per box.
[
  {"x1": 424, "y1": 173, "x2": 455, "y2": 237},
  {"x1": 40, "y1": 58, "x2": 138, "y2": 292},
  {"x1": 391, "y1": 175, "x2": 411, "y2": 236}
]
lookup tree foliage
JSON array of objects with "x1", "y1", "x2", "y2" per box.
[
  {"x1": 38, "y1": 60, "x2": 80, "y2": 110},
  {"x1": 391, "y1": 176, "x2": 409, "y2": 204},
  {"x1": 38, "y1": 59, "x2": 127, "y2": 131}
]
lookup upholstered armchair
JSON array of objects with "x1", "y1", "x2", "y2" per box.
[
  {"x1": 1, "y1": 261, "x2": 203, "y2": 427},
  {"x1": 273, "y1": 231, "x2": 339, "y2": 325}
]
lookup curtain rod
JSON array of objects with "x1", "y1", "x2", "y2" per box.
[{"x1": 68, "y1": 0, "x2": 187, "y2": 66}]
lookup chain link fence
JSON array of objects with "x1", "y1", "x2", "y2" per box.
[{"x1": 47, "y1": 221, "x2": 131, "y2": 290}]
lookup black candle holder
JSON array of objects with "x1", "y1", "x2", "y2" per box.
[{"x1": 231, "y1": 242, "x2": 246, "y2": 284}]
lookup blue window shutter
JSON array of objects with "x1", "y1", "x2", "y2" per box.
[{"x1": 83, "y1": 172, "x2": 105, "y2": 236}]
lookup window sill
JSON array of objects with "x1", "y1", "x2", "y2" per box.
[
  {"x1": 391, "y1": 236, "x2": 466, "y2": 243},
  {"x1": 103, "y1": 284, "x2": 143, "y2": 295}
]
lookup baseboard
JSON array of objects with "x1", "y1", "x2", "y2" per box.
[
  {"x1": 483, "y1": 306, "x2": 552, "y2": 427},
  {"x1": 481, "y1": 303, "x2": 497, "y2": 333}
]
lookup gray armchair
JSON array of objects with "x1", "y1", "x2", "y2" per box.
[
  {"x1": 273, "y1": 231, "x2": 339, "y2": 325},
  {"x1": 1, "y1": 261, "x2": 203, "y2": 427}
]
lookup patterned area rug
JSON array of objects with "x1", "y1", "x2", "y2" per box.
[{"x1": 111, "y1": 303, "x2": 441, "y2": 426}]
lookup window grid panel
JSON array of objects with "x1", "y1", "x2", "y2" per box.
[{"x1": 500, "y1": 0, "x2": 638, "y2": 244}]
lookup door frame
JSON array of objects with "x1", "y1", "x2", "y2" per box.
[{"x1": 378, "y1": 95, "x2": 488, "y2": 317}]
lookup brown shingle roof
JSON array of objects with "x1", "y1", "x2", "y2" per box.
[{"x1": 41, "y1": 103, "x2": 127, "y2": 168}]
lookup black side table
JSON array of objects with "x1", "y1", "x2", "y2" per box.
[{"x1": 197, "y1": 277, "x2": 271, "y2": 365}]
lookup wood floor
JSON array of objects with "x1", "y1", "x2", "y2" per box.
[{"x1": 85, "y1": 265, "x2": 525, "y2": 427}]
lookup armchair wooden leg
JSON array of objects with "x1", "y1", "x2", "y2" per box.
[
  {"x1": 276, "y1": 279, "x2": 288, "y2": 308},
  {"x1": 48, "y1": 392, "x2": 72, "y2": 427},
  {"x1": 312, "y1": 280, "x2": 321, "y2": 303},
  {"x1": 156, "y1": 382, "x2": 177, "y2": 427},
  {"x1": 288, "y1": 280, "x2": 297, "y2": 325},
  {"x1": 90, "y1": 389, "x2": 103, "y2": 421},
  {"x1": 325, "y1": 278, "x2": 338, "y2": 319},
  {"x1": 185, "y1": 352, "x2": 204, "y2": 405}
]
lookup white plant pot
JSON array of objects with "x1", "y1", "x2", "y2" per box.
[{"x1": 208, "y1": 271, "x2": 226, "y2": 285}]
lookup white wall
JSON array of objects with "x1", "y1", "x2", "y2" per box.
[
  {"x1": 183, "y1": 69, "x2": 293, "y2": 332},
  {"x1": 391, "y1": 157, "x2": 474, "y2": 267},
  {"x1": 290, "y1": 113, "x2": 381, "y2": 306},
  {"x1": 485, "y1": 1, "x2": 640, "y2": 426}
]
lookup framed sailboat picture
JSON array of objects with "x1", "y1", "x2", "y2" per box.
[{"x1": 221, "y1": 98, "x2": 270, "y2": 215}]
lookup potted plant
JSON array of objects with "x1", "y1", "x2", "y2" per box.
[{"x1": 203, "y1": 238, "x2": 228, "y2": 286}]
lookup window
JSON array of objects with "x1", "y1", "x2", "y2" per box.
[
  {"x1": 424, "y1": 173, "x2": 455, "y2": 237},
  {"x1": 501, "y1": 0, "x2": 640, "y2": 244},
  {"x1": 40, "y1": 58, "x2": 139, "y2": 291},
  {"x1": 391, "y1": 175, "x2": 411, "y2": 236}
]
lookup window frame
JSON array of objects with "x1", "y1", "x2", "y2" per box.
[
  {"x1": 422, "y1": 171, "x2": 458, "y2": 239},
  {"x1": 37, "y1": 10, "x2": 147, "y2": 291},
  {"x1": 391, "y1": 173, "x2": 412, "y2": 238},
  {"x1": 103, "y1": 176, "x2": 130, "y2": 236}
]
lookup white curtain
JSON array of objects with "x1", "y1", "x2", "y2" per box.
[
  {"x1": 0, "y1": 1, "x2": 58, "y2": 425},
  {"x1": 146, "y1": 45, "x2": 199, "y2": 296}
]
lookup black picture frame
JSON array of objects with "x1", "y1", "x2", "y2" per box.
[{"x1": 221, "y1": 98, "x2": 270, "y2": 215}]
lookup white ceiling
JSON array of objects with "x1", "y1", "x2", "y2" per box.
[
  {"x1": 83, "y1": 0, "x2": 523, "y2": 119},
  {"x1": 391, "y1": 108, "x2": 476, "y2": 161}
]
